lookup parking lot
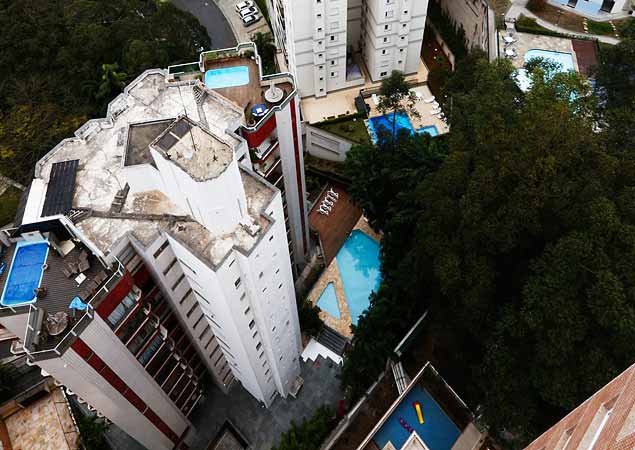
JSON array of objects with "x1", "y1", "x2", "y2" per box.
[{"x1": 217, "y1": 0, "x2": 271, "y2": 43}]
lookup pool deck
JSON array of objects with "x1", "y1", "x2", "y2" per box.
[
  {"x1": 307, "y1": 215, "x2": 381, "y2": 338},
  {"x1": 203, "y1": 57, "x2": 293, "y2": 112},
  {"x1": 500, "y1": 32, "x2": 579, "y2": 72}
]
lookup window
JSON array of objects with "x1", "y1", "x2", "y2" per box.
[
  {"x1": 330, "y1": 71, "x2": 337, "y2": 78},
  {"x1": 228, "y1": 259, "x2": 235, "y2": 267},
  {"x1": 400, "y1": 48, "x2": 404, "y2": 52},
  {"x1": 253, "y1": 330, "x2": 258, "y2": 338},
  {"x1": 380, "y1": 71, "x2": 388, "y2": 76},
  {"x1": 265, "y1": 368, "x2": 270, "y2": 375},
  {"x1": 244, "y1": 307, "x2": 250, "y2": 315},
  {"x1": 330, "y1": 60, "x2": 337, "y2": 66},
  {"x1": 317, "y1": 27, "x2": 322, "y2": 32},
  {"x1": 385, "y1": 10, "x2": 394, "y2": 18},
  {"x1": 180, "y1": 288, "x2": 192, "y2": 305},
  {"x1": 278, "y1": 283, "x2": 282, "y2": 289},
  {"x1": 163, "y1": 258, "x2": 177, "y2": 275},
  {"x1": 319, "y1": 77, "x2": 324, "y2": 81},
  {"x1": 193, "y1": 312, "x2": 205, "y2": 329},
  {"x1": 199, "y1": 324, "x2": 211, "y2": 340},
  {"x1": 319, "y1": 65, "x2": 324, "y2": 69},
  {"x1": 404, "y1": 10, "x2": 408, "y2": 14},
  {"x1": 240, "y1": 292, "x2": 246, "y2": 301},
  {"x1": 269, "y1": 235, "x2": 274, "y2": 242},
  {"x1": 106, "y1": 291, "x2": 138, "y2": 329},
  {"x1": 382, "y1": 49, "x2": 387, "y2": 55},
  {"x1": 258, "y1": 271, "x2": 264, "y2": 279},
  {"x1": 179, "y1": 259, "x2": 196, "y2": 274},
  {"x1": 153, "y1": 240, "x2": 169, "y2": 259},
  {"x1": 330, "y1": 35, "x2": 336, "y2": 41},
  {"x1": 234, "y1": 277, "x2": 241, "y2": 288},
  {"x1": 398, "y1": 60, "x2": 403, "y2": 64},
  {"x1": 384, "y1": 24, "x2": 390, "y2": 30},
  {"x1": 317, "y1": 13, "x2": 322, "y2": 17},
  {"x1": 318, "y1": 40, "x2": 322, "y2": 45},
  {"x1": 262, "y1": 287, "x2": 267, "y2": 293},
  {"x1": 275, "y1": 268, "x2": 280, "y2": 274},
  {"x1": 256, "y1": 342, "x2": 262, "y2": 351},
  {"x1": 171, "y1": 273, "x2": 185, "y2": 291},
  {"x1": 186, "y1": 303, "x2": 197, "y2": 318},
  {"x1": 272, "y1": 326, "x2": 276, "y2": 332},
  {"x1": 383, "y1": 37, "x2": 388, "y2": 43},
  {"x1": 249, "y1": 320, "x2": 256, "y2": 329},
  {"x1": 403, "y1": 24, "x2": 407, "y2": 28},
  {"x1": 259, "y1": 351, "x2": 264, "y2": 359}
]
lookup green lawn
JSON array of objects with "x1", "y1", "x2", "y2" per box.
[
  {"x1": 315, "y1": 119, "x2": 371, "y2": 145},
  {"x1": 0, "y1": 186, "x2": 22, "y2": 227},
  {"x1": 587, "y1": 20, "x2": 614, "y2": 36}
]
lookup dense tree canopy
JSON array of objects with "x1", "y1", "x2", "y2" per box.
[
  {"x1": 343, "y1": 47, "x2": 635, "y2": 445},
  {"x1": 0, "y1": 0, "x2": 210, "y2": 182}
]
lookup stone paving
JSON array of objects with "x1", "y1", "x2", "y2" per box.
[
  {"x1": 5, "y1": 388, "x2": 79, "y2": 450},
  {"x1": 500, "y1": 31, "x2": 578, "y2": 70},
  {"x1": 190, "y1": 355, "x2": 343, "y2": 450},
  {"x1": 307, "y1": 216, "x2": 382, "y2": 338}
]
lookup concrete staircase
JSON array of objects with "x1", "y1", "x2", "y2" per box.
[{"x1": 317, "y1": 326, "x2": 349, "y2": 356}]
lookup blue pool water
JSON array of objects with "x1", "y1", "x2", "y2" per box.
[
  {"x1": 1, "y1": 240, "x2": 49, "y2": 307},
  {"x1": 368, "y1": 113, "x2": 439, "y2": 143},
  {"x1": 316, "y1": 282, "x2": 340, "y2": 318},
  {"x1": 204, "y1": 66, "x2": 250, "y2": 89},
  {"x1": 335, "y1": 230, "x2": 381, "y2": 326},
  {"x1": 417, "y1": 125, "x2": 439, "y2": 137},
  {"x1": 517, "y1": 49, "x2": 575, "y2": 92},
  {"x1": 373, "y1": 386, "x2": 461, "y2": 450}
]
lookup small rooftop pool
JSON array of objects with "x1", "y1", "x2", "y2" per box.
[
  {"x1": 373, "y1": 386, "x2": 461, "y2": 450},
  {"x1": 1, "y1": 240, "x2": 49, "y2": 307},
  {"x1": 204, "y1": 66, "x2": 250, "y2": 89}
]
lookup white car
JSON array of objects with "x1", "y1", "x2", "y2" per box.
[
  {"x1": 239, "y1": 6, "x2": 258, "y2": 18},
  {"x1": 242, "y1": 13, "x2": 261, "y2": 26},
  {"x1": 235, "y1": 1, "x2": 254, "y2": 12}
]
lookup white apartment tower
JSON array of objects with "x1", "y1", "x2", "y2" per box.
[
  {"x1": 269, "y1": 0, "x2": 428, "y2": 98},
  {"x1": 0, "y1": 43, "x2": 305, "y2": 450}
]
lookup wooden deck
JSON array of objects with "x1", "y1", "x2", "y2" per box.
[
  {"x1": 309, "y1": 184, "x2": 362, "y2": 265},
  {"x1": 204, "y1": 58, "x2": 292, "y2": 112}
]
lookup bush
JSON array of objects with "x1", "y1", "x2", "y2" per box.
[
  {"x1": 297, "y1": 297, "x2": 323, "y2": 337},
  {"x1": 314, "y1": 112, "x2": 366, "y2": 127},
  {"x1": 618, "y1": 19, "x2": 635, "y2": 38},
  {"x1": 527, "y1": 0, "x2": 547, "y2": 13},
  {"x1": 78, "y1": 415, "x2": 110, "y2": 450},
  {"x1": 515, "y1": 16, "x2": 570, "y2": 38},
  {"x1": 272, "y1": 405, "x2": 334, "y2": 450}
]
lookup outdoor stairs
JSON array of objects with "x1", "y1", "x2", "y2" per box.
[
  {"x1": 193, "y1": 83, "x2": 205, "y2": 105},
  {"x1": 317, "y1": 325, "x2": 349, "y2": 356}
]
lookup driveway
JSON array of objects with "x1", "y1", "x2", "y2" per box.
[
  {"x1": 172, "y1": 0, "x2": 237, "y2": 49},
  {"x1": 172, "y1": 0, "x2": 272, "y2": 51}
]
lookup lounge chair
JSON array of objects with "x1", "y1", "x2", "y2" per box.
[
  {"x1": 327, "y1": 188, "x2": 339, "y2": 198},
  {"x1": 431, "y1": 101, "x2": 440, "y2": 108},
  {"x1": 371, "y1": 93, "x2": 379, "y2": 106},
  {"x1": 505, "y1": 48, "x2": 517, "y2": 58},
  {"x1": 423, "y1": 96, "x2": 436, "y2": 104},
  {"x1": 318, "y1": 209, "x2": 329, "y2": 216},
  {"x1": 430, "y1": 107, "x2": 442, "y2": 115},
  {"x1": 504, "y1": 35, "x2": 516, "y2": 45}
]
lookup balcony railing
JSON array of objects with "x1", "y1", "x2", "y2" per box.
[{"x1": 24, "y1": 259, "x2": 125, "y2": 362}]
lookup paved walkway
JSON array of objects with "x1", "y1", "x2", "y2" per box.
[
  {"x1": 506, "y1": 0, "x2": 620, "y2": 44},
  {"x1": 171, "y1": 0, "x2": 237, "y2": 49},
  {"x1": 216, "y1": 0, "x2": 271, "y2": 43},
  {"x1": 190, "y1": 355, "x2": 343, "y2": 450}
]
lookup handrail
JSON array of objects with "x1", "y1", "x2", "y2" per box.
[{"x1": 24, "y1": 258, "x2": 125, "y2": 362}]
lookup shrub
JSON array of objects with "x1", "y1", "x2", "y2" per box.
[
  {"x1": 515, "y1": 16, "x2": 570, "y2": 38},
  {"x1": 78, "y1": 415, "x2": 110, "y2": 450},
  {"x1": 618, "y1": 19, "x2": 635, "y2": 38},
  {"x1": 527, "y1": 0, "x2": 547, "y2": 13},
  {"x1": 272, "y1": 405, "x2": 334, "y2": 450},
  {"x1": 297, "y1": 297, "x2": 323, "y2": 337}
]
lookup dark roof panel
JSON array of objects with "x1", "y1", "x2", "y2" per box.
[{"x1": 42, "y1": 160, "x2": 79, "y2": 217}]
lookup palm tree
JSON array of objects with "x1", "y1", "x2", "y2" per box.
[{"x1": 251, "y1": 32, "x2": 277, "y2": 75}]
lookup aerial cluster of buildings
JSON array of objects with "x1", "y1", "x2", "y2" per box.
[{"x1": 0, "y1": 0, "x2": 631, "y2": 449}]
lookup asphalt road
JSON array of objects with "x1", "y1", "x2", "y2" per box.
[{"x1": 171, "y1": 0, "x2": 238, "y2": 49}]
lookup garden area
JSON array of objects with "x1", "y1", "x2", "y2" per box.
[
  {"x1": 526, "y1": 0, "x2": 623, "y2": 37},
  {"x1": 313, "y1": 115, "x2": 371, "y2": 145},
  {"x1": 0, "y1": 186, "x2": 22, "y2": 227}
]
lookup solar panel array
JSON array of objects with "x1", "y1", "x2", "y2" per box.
[{"x1": 41, "y1": 160, "x2": 79, "y2": 217}]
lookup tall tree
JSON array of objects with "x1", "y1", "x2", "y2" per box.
[{"x1": 377, "y1": 70, "x2": 420, "y2": 146}]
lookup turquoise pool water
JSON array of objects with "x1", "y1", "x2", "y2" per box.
[
  {"x1": 368, "y1": 113, "x2": 439, "y2": 143},
  {"x1": 204, "y1": 66, "x2": 250, "y2": 89},
  {"x1": 373, "y1": 386, "x2": 461, "y2": 450},
  {"x1": 316, "y1": 282, "x2": 340, "y2": 318},
  {"x1": 335, "y1": 230, "x2": 381, "y2": 326},
  {"x1": 1, "y1": 240, "x2": 49, "y2": 307},
  {"x1": 517, "y1": 49, "x2": 575, "y2": 92},
  {"x1": 417, "y1": 125, "x2": 439, "y2": 137}
]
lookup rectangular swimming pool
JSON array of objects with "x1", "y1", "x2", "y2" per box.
[
  {"x1": 1, "y1": 240, "x2": 49, "y2": 307},
  {"x1": 367, "y1": 113, "x2": 439, "y2": 144},
  {"x1": 516, "y1": 49, "x2": 575, "y2": 92},
  {"x1": 204, "y1": 66, "x2": 250, "y2": 89},
  {"x1": 373, "y1": 386, "x2": 461, "y2": 450}
]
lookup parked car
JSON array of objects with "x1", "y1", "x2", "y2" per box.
[
  {"x1": 239, "y1": 6, "x2": 258, "y2": 18},
  {"x1": 242, "y1": 13, "x2": 261, "y2": 26},
  {"x1": 235, "y1": 0, "x2": 254, "y2": 12}
]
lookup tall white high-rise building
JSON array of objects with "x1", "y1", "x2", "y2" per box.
[
  {"x1": 269, "y1": 0, "x2": 428, "y2": 98},
  {"x1": 0, "y1": 43, "x2": 305, "y2": 450}
]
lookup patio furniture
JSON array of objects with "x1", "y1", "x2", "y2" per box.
[
  {"x1": 77, "y1": 258, "x2": 90, "y2": 273},
  {"x1": 63, "y1": 267, "x2": 73, "y2": 278},
  {"x1": 75, "y1": 273, "x2": 87, "y2": 286},
  {"x1": 503, "y1": 36, "x2": 516, "y2": 45},
  {"x1": 45, "y1": 312, "x2": 69, "y2": 336},
  {"x1": 371, "y1": 93, "x2": 380, "y2": 105},
  {"x1": 505, "y1": 48, "x2": 517, "y2": 58},
  {"x1": 431, "y1": 101, "x2": 440, "y2": 108},
  {"x1": 430, "y1": 108, "x2": 442, "y2": 115},
  {"x1": 423, "y1": 96, "x2": 436, "y2": 104}
]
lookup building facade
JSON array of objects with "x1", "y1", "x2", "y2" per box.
[
  {"x1": 524, "y1": 363, "x2": 635, "y2": 450},
  {"x1": 551, "y1": 0, "x2": 627, "y2": 17},
  {"x1": 436, "y1": 0, "x2": 495, "y2": 59},
  {"x1": 0, "y1": 43, "x2": 305, "y2": 450},
  {"x1": 270, "y1": 0, "x2": 428, "y2": 98}
]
